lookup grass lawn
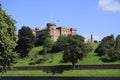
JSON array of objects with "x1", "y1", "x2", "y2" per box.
[{"x1": 0, "y1": 70, "x2": 120, "y2": 77}]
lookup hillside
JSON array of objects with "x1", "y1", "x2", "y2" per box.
[{"x1": 15, "y1": 43, "x2": 120, "y2": 67}]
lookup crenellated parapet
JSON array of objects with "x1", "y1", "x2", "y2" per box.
[{"x1": 32, "y1": 23, "x2": 77, "y2": 41}]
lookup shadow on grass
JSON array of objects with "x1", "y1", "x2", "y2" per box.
[
  {"x1": 94, "y1": 54, "x2": 116, "y2": 63},
  {"x1": 100, "y1": 57, "x2": 115, "y2": 63},
  {"x1": 43, "y1": 65, "x2": 73, "y2": 75},
  {"x1": 29, "y1": 59, "x2": 46, "y2": 65},
  {"x1": 59, "y1": 60, "x2": 66, "y2": 63}
]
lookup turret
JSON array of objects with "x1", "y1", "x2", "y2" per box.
[
  {"x1": 47, "y1": 23, "x2": 56, "y2": 30},
  {"x1": 47, "y1": 23, "x2": 57, "y2": 41},
  {"x1": 70, "y1": 28, "x2": 77, "y2": 35}
]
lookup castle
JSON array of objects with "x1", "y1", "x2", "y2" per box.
[{"x1": 32, "y1": 23, "x2": 77, "y2": 41}]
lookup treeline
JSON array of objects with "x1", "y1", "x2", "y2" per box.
[{"x1": 95, "y1": 34, "x2": 120, "y2": 61}]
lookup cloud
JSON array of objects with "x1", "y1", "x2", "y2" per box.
[{"x1": 98, "y1": 0, "x2": 120, "y2": 12}]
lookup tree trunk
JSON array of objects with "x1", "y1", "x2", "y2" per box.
[{"x1": 72, "y1": 62, "x2": 76, "y2": 69}]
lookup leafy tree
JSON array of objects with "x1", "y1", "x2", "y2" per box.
[
  {"x1": 16, "y1": 26, "x2": 35, "y2": 58},
  {"x1": 108, "y1": 49, "x2": 120, "y2": 61},
  {"x1": 94, "y1": 40, "x2": 98, "y2": 43},
  {"x1": 108, "y1": 35, "x2": 120, "y2": 60},
  {"x1": 95, "y1": 34, "x2": 120, "y2": 61},
  {"x1": 0, "y1": 4, "x2": 18, "y2": 72},
  {"x1": 51, "y1": 35, "x2": 66, "y2": 52},
  {"x1": 95, "y1": 35, "x2": 114, "y2": 56},
  {"x1": 35, "y1": 30, "x2": 50, "y2": 46},
  {"x1": 43, "y1": 37, "x2": 54, "y2": 54},
  {"x1": 63, "y1": 35, "x2": 88, "y2": 68},
  {"x1": 115, "y1": 35, "x2": 120, "y2": 49}
]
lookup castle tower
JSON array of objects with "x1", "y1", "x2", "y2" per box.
[
  {"x1": 47, "y1": 23, "x2": 57, "y2": 41},
  {"x1": 70, "y1": 28, "x2": 77, "y2": 35},
  {"x1": 32, "y1": 27, "x2": 40, "y2": 37}
]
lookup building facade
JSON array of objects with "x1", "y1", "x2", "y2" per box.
[{"x1": 32, "y1": 23, "x2": 77, "y2": 41}]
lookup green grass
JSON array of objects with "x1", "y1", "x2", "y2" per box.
[
  {"x1": 15, "y1": 52, "x2": 71, "y2": 66},
  {"x1": 78, "y1": 43, "x2": 120, "y2": 64},
  {"x1": 78, "y1": 43, "x2": 102, "y2": 64},
  {"x1": 78, "y1": 51, "x2": 120, "y2": 65},
  {"x1": 14, "y1": 43, "x2": 120, "y2": 67},
  {"x1": 0, "y1": 70, "x2": 120, "y2": 77},
  {"x1": 28, "y1": 46, "x2": 43, "y2": 57}
]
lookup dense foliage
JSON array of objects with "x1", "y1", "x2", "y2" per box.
[
  {"x1": 16, "y1": 26, "x2": 35, "y2": 58},
  {"x1": 51, "y1": 36, "x2": 66, "y2": 52},
  {"x1": 0, "y1": 4, "x2": 18, "y2": 72},
  {"x1": 63, "y1": 35, "x2": 90, "y2": 68},
  {"x1": 95, "y1": 34, "x2": 120, "y2": 61},
  {"x1": 43, "y1": 37, "x2": 54, "y2": 54},
  {"x1": 108, "y1": 35, "x2": 120, "y2": 60},
  {"x1": 35, "y1": 30, "x2": 50, "y2": 46},
  {"x1": 95, "y1": 35, "x2": 114, "y2": 56}
]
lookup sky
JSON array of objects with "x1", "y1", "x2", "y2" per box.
[{"x1": 0, "y1": 0, "x2": 120, "y2": 40}]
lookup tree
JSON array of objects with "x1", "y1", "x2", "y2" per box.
[
  {"x1": 0, "y1": 4, "x2": 18, "y2": 72},
  {"x1": 95, "y1": 34, "x2": 120, "y2": 61},
  {"x1": 35, "y1": 30, "x2": 50, "y2": 46},
  {"x1": 108, "y1": 35, "x2": 120, "y2": 60},
  {"x1": 115, "y1": 35, "x2": 120, "y2": 49},
  {"x1": 94, "y1": 40, "x2": 98, "y2": 43},
  {"x1": 51, "y1": 35, "x2": 66, "y2": 52},
  {"x1": 63, "y1": 35, "x2": 88, "y2": 68},
  {"x1": 16, "y1": 26, "x2": 35, "y2": 58},
  {"x1": 108, "y1": 49, "x2": 120, "y2": 61},
  {"x1": 95, "y1": 35, "x2": 114, "y2": 56},
  {"x1": 43, "y1": 37, "x2": 54, "y2": 54}
]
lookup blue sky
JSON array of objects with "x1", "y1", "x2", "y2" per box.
[{"x1": 0, "y1": 0, "x2": 120, "y2": 40}]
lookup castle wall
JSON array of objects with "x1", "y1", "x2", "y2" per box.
[
  {"x1": 53, "y1": 29, "x2": 60, "y2": 41},
  {"x1": 32, "y1": 23, "x2": 77, "y2": 41}
]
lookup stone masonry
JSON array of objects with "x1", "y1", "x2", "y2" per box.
[{"x1": 32, "y1": 23, "x2": 77, "y2": 41}]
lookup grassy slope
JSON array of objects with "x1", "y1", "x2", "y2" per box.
[
  {"x1": 78, "y1": 43, "x2": 120, "y2": 64},
  {"x1": 15, "y1": 46, "x2": 43, "y2": 66},
  {"x1": 28, "y1": 46, "x2": 43, "y2": 57},
  {"x1": 0, "y1": 70, "x2": 120, "y2": 77},
  {"x1": 14, "y1": 43, "x2": 120, "y2": 67}
]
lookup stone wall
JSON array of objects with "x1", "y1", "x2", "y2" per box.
[{"x1": 32, "y1": 23, "x2": 77, "y2": 41}]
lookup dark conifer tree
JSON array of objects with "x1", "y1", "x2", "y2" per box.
[{"x1": 16, "y1": 26, "x2": 35, "y2": 58}]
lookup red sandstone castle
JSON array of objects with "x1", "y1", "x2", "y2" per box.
[{"x1": 32, "y1": 23, "x2": 77, "y2": 41}]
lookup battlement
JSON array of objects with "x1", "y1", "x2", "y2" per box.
[{"x1": 32, "y1": 23, "x2": 77, "y2": 41}]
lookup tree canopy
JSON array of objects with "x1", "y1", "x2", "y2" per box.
[
  {"x1": 35, "y1": 29, "x2": 50, "y2": 46},
  {"x1": 95, "y1": 34, "x2": 120, "y2": 61},
  {"x1": 43, "y1": 37, "x2": 54, "y2": 54},
  {"x1": 95, "y1": 35, "x2": 114, "y2": 56},
  {"x1": 51, "y1": 35, "x2": 66, "y2": 52},
  {"x1": 0, "y1": 4, "x2": 18, "y2": 72},
  {"x1": 108, "y1": 35, "x2": 120, "y2": 60},
  {"x1": 63, "y1": 34, "x2": 88, "y2": 68},
  {"x1": 16, "y1": 26, "x2": 35, "y2": 58}
]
